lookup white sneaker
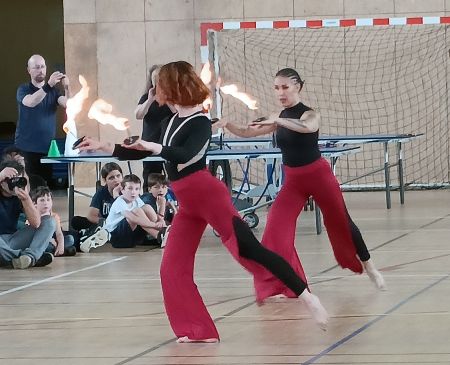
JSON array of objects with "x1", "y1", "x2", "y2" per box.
[
  {"x1": 12, "y1": 255, "x2": 32, "y2": 269},
  {"x1": 80, "y1": 227, "x2": 109, "y2": 253}
]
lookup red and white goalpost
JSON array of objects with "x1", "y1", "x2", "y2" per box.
[{"x1": 200, "y1": 16, "x2": 450, "y2": 189}]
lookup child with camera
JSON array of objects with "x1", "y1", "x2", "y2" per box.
[{"x1": 0, "y1": 160, "x2": 54, "y2": 269}]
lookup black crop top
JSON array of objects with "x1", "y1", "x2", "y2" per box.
[
  {"x1": 275, "y1": 102, "x2": 321, "y2": 167},
  {"x1": 113, "y1": 112, "x2": 211, "y2": 181}
]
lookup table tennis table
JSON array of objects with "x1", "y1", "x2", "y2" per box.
[
  {"x1": 42, "y1": 145, "x2": 360, "y2": 233},
  {"x1": 213, "y1": 133, "x2": 423, "y2": 209}
]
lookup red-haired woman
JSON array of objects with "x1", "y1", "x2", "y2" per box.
[
  {"x1": 79, "y1": 61, "x2": 328, "y2": 343},
  {"x1": 219, "y1": 68, "x2": 386, "y2": 303}
]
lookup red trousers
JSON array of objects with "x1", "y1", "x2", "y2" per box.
[
  {"x1": 254, "y1": 158, "x2": 364, "y2": 301},
  {"x1": 162, "y1": 169, "x2": 307, "y2": 340}
]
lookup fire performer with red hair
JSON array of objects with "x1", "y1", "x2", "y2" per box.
[{"x1": 78, "y1": 61, "x2": 329, "y2": 342}]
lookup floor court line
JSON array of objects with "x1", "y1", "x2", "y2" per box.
[
  {"x1": 317, "y1": 214, "x2": 450, "y2": 275},
  {"x1": 112, "y1": 270, "x2": 450, "y2": 365},
  {"x1": 0, "y1": 256, "x2": 127, "y2": 297},
  {"x1": 114, "y1": 300, "x2": 257, "y2": 365},
  {"x1": 302, "y1": 273, "x2": 450, "y2": 365}
]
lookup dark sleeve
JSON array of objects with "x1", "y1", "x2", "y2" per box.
[
  {"x1": 138, "y1": 93, "x2": 148, "y2": 105},
  {"x1": 112, "y1": 144, "x2": 154, "y2": 160},
  {"x1": 90, "y1": 189, "x2": 103, "y2": 209},
  {"x1": 159, "y1": 118, "x2": 211, "y2": 164},
  {"x1": 16, "y1": 85, "x2": 28, "y2": 103}
]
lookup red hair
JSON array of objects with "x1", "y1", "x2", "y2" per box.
[{"x1": 156, "y1": 61, "x2": 210, "y2": 106}]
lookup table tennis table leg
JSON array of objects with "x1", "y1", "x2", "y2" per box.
[
  {"x1": 68, "y1": 162, "x2": 75, "y2": 229},
  {"x1": 397, "y1": 141, "x2": 405, "y2": 204},
  {"x1": 384, "y1": 142, "x2": 391, "y2": 209},
  {"x1": 315, "y1": 203, "x2": 322, "y2": 234},
  {"x1": 95, "y1": 162, "x2": 102, "y2": 191}
]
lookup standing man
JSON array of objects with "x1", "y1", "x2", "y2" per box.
[{"x1": 15, "y1": 54, "x2": 69, "y2": 185}]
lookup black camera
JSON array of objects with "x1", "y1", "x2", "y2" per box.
[{"x1": 6, "y1": 176, "x2": 28, "y2": 190}]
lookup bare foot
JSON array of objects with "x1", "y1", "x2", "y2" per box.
[
  {"x1": 363, "y1": 259, "x2": 387, "y2": 291},
  {"x1": 300, "y1": 291, "x2": 329, "y2": 331},
  {"x1": 176, "y1": 336, "x2": 219, "y2": 343}
]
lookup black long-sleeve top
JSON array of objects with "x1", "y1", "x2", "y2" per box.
[
  {"x1": 113, "y1": 112, "x2": 211, "y2": 181},
  {"x1": 137, "y1": 94, "x2": 174, "y2": 142}
]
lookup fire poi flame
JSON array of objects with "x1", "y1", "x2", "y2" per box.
[
  {"x1": 220, "y1": 84, "x2": 258, "y2": 110},
  {"x1": 63, "y1": 75, "x2": 90, "y2": 135},
  {"x1": 88, "y1": 99, "x2": 130, "y2": 131}
]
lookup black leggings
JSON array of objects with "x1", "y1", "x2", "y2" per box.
[{"x1": 232, "y1": 216, "x2": 307, "y2": 296}]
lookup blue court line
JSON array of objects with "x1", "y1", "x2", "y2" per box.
[{"x1": 302, "y1": 273, "x2": 450, "y2": 365}]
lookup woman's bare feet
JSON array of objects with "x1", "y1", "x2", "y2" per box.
[
  {"x1": 299, "y1": 291, "x2": 329, "y2": 331},
  {"x1": 176, "y1": 336, "x2": 219, "y2": 343},
  {"x1": 363, "y1": 259, "x2": 387, "y2": 290}
]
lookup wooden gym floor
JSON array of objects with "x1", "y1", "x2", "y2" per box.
[{"x1": 0, "y1": 189, "x2": 449, "y2": 365}]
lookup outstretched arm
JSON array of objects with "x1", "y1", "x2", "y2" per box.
[
  {"x1": 217, "y1": 119, "x2": 276, "y2": 138},
  {"x1": 274, "y1": 110, "x2": 320, "y2": 133}
]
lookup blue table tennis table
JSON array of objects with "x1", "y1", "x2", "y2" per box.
[
  {"x1": 213, "y1": 133, "x2": 423, "y2": 209},
  {"x1": 42, "y1": 145, "x2": 360, "y2": 232}
]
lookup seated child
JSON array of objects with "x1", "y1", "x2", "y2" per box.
[
  {"x1": 31, "y1": 186, "x2": 76, "y2": 256},
  {"x1": 141, "y1": 173, "x2": 177, "y2": 247},
  {"x1": 81, "y1": 174, "x2": 164, "y2": 251},
  {"x1": 72, "y1": 162, "x2": 122, "y2": 250}
]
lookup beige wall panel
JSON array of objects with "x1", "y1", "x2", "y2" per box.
[
  {"x1": 394, "y1": 11, "x2": 446, "y2": 17},
  {"x1": 63, "y1": 0, "x2": 96, "y2": 24},
  {"x1": 145, "y1": 20, "x2": 196, "y2": 65},
  {"x1": 294, "y1": 0, "x2": 344, "y2": 17},
  {"x1": 64, "y1": 24, "x2": 99, "y2": 139},
  {"x1": 194, "y1": 0, "x2": 244, "y2": 20},
  {"x1": 446, "y1": 0, "x2": 450, "y2": 12},
  {"x1": 244, "y1": 0, "x2": 293, "y2": 18},
  {"x1": 96, "y1": 0, "x2": 145, "y2": 22},
  {"x1": 395, "y1": 0, "x2": 444, "y2": 14},
  {"x1": 344, "y1": 0, "x2": 394, "y2": 16},
  {"x1": 64, "y1": 23, "x2": 99, "y2": 187},
  {"x1": 96, "y1": 22, "x2": 146, "y2": 143},
  {"x1": 145, "y1": 0, "x2": 194, "y2": 20}
]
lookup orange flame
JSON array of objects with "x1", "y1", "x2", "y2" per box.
[
  {"x1": 220, "y1": 84, "x2": 258, "y2": 110},
  {"x1": 63, "y1": 75, "x2": 89, "y2": 134},
  {"x1": 88, "y1": 99, "x2": 129, "y2": 131}
]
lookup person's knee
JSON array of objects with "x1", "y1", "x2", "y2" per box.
[
  {"x1": 40, "y1": 215, "x2": 56, "y2": 231},
  {"x1": 64, "y1": 234, "x2": 75, "y2": 247}
]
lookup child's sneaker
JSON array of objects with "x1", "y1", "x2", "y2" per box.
[
  {"x1": 64, "y1": 246, "x2": 77, "y2": 256},
  {"x1": 35, "y1": 252, "x2": 54, "y2": 267},
  {"x1": 12, "y1": 255, "x2": 32, "y2": 269},
  {"x1": 80, "y1": 227, "x2": 109, "y2": 253},
  {"x1": 79, "y1": 225, "x2": 99, "y2": 244}
]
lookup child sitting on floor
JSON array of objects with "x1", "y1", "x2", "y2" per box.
[
  {"x1": 140, "y1": 173, "x2": 177, "y2": 247},
  {"x1": 31, "y1": 186, "x2": 76, "y2": 256},
  {"x1": 82, "y1": 174, "x2": 165, "y2": 251}
]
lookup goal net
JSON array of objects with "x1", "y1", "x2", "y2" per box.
[{"x1": 206, "y1": 22, "x2": 450, "y2": 189}]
